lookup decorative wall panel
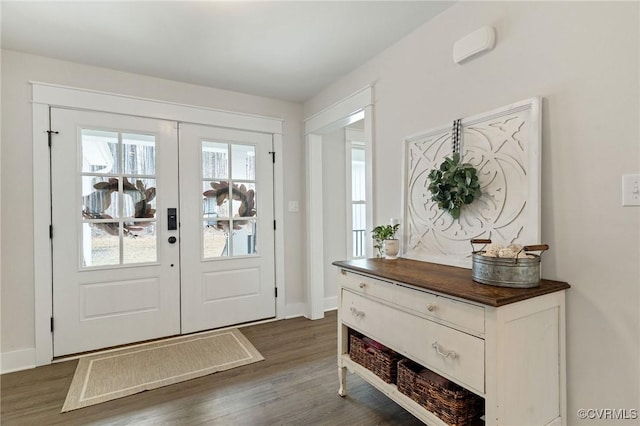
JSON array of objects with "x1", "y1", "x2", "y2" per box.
[{"x1": 402, "y1": 98, "x2": 541, "y2": 268}]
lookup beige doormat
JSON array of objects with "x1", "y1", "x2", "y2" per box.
[{"x1": 61, "y1": 328, "x2": 263, "y2": 412}]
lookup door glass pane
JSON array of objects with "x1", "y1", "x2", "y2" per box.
[
  {"x1": 203, "y1": 221, "x2": 229, "y2": 258},
  {"x1": 202, "y1": 141, "x2": 228, "y2": 179},
  {"x1": 231, "y1": 144, "x2": 255, "y2": 180},
  {"x1": 203, "y1": 181, "x2": 230, "y2": 219},
  {"x1": 232, "y1": 219, "x2": 257, "y2": 256},
  {"x1": 201, "y1": 142, "x2": 259, "y2": 259},
  {"x1": 82, "y1": 176, "x2": 120, "y2": 219},
  {"x1": 123, "y1": 133, "x2": 156, "y2": 175},
  {"x1": 81, "y1": 129, "x2": 118, "y2": 174},
  {"x1": 230, "y1": 183, "x2": 256, "y2": 218},
  {"x1": 80, "y1": 129, "x2": 159, "y2": 268},
  {"x1": 123, "y1": 178, "x2": 157, "y2": 220},
  {"x1": 124, "y1": 222, "x2": 157, "y2": 264},
  {"x1": 203, "y1": 180, "x2": 230, "y2": 259},
  {"x1": 83, "y1": 222, "x2": 120, "y2": 267}
]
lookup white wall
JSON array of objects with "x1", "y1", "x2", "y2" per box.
[
  {"x1": 0, "y1": 50, "x2": 307, "y2": 366},
  {"x1": 304, "y1": 2, "x2": 639, "y2": 424},
  {"x1": 322, "y1": 127, "x2": 347, "y2": 310}
]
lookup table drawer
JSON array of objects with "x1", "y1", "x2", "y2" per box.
[
  {"x1": 405, "y1": 317, "x2": 485, "y2": 394},
  {"x1": 339, "y1": 269, "x2": 395, "y2": 303},
  {"x1": 395, "y1": 284, "x2": 485, "y2": 335},
  {"x1": 341, "y1": 289, "x2": 485, "y2": 393},
  {"x1": 341, "y1": 289, "x2": 403, "y2": 351}
]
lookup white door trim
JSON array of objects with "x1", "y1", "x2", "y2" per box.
[
  {"x1": 32, "y1": 82, "x2": 285, "y2": 366},
  {"x1": 31, "y1": 82, "x2": 283, "y2": 134},
  {"x1": 303, "y1": 85, "x2": 374, "y2": 320}
]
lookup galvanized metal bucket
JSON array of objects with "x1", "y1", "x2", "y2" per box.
[{"x1": 470, "y1": 239, "x2": 549, "y2": 288}]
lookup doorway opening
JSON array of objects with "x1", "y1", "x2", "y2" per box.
[{"x1": 304, "y1": 86, "x2": 374, "y2": 319}]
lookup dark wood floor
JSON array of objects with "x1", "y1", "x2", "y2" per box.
[{"x1": 1, "y1": 311, "x2": 423, "y2": 425}]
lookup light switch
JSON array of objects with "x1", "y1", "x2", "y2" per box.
[
  {"x1": 288, "y1": 201, "x2": 299, "y2": 212},
  {"x1": 622, "y1": 174, "x2": 640, "y2": 206}
]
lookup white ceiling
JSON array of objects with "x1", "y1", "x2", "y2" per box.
[{"x1": 1, "y1": 1, "x2": 452, "y2": 103}]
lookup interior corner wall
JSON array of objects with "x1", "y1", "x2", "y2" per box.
[
  {"x1": 0, "y1": 49, "x2": 306, "y2": 368},
  {"x1": 303, "y1": 2, "x2": 640, "y2": 424}
]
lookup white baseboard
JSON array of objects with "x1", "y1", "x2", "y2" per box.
[
  {"x1": 285, "y1": 302, "x2": 307, "y2": 319},
  {"x1": 1, "y1": 348, "x2": 36, "y2": 374},
  {"x1": 285, "y1": 300, "x2": 336, "y2": 319}
]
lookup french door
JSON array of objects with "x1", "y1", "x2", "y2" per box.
[
  {"x1": 51, "y1": 109, "x2": 180, "y2": 356},
  {"x1": 179, "y1": 124, "x2": 275, "y2": 333},
  {"x1": 51, "y1": 109, "x2": 275, "y2": 357}
]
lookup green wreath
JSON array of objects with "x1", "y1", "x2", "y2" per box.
[{"x1": 427, "y1": 153, "x2": 481, "y2": 219}]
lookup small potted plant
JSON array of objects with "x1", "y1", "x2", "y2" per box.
[{"x1": 371, "y1": 223, "x2": 400, "y2": 259}]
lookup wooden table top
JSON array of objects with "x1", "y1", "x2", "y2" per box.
[{"x1": 332, "y1": 257, "x2": 570, "y2": 307}]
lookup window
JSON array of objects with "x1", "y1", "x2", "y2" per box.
[
  {"x1": 80, "y1": 129, "x2": 158, "y2": 266},
  {"x1": 201, "y1": 141, "x2": 258, "y2": 258},
  {"x1": 348, "y1": 139, "x2": 366, "y2": 258}
]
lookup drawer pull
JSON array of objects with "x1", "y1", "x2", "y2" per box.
[
  {"x1": 350, "y1": 306, "x2": 365, "y2": 319},
  {"x1": 432, "y1": 341, "x2": 458, "y2": 359},
  {"x1": 426, "y1": 303, "x2": 437, "y2": 312},
  {"x1": 359, "y1": 282, "x2": 367, "y2": 289},
  {"x1": 340, "y1": 269, "x2": 347, "y2": 276}
]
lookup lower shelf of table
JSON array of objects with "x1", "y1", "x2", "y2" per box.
[{"x1": 340, "y1": 354, "x2": 484, "y2": 426}]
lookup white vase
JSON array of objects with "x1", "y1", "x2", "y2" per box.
[{"x1": 383, "y1": 239, "x2": 399, "y2": 259}]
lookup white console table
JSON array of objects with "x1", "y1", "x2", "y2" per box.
[{"x1": 334, "y1": 258, "x2": 569, "y2": 426}]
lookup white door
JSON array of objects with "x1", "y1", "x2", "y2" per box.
[
  {"x1": 179, "y1": 124, "x2": 276, "y2": 333},
  {"x1": 51, "y1": 108, "x2": 180, "y2": 356}
]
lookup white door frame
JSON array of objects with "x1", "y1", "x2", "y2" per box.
[
  {"x1": 303, "y1": 86, "x2": 374, "y2": 320},
  {"x1": 32, "y1": 82, "x2": 285, "y2": 366}
]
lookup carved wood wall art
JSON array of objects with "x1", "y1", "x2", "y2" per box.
[{"x1": 402, "y1": 98, "x2": 541, "y2": 268}]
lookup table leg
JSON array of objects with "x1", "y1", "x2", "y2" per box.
[{"x1": 338, "y1": 366, "x2": 347, "y2": 397}]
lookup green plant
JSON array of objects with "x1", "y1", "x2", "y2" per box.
[
  {"x1": 427, "y1": 153, "x2": 481, "y2": 219},
  {"x1": 371, "y1": 224, "x2": 400, "y2": 257}
]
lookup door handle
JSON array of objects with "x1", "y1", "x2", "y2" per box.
[
  {"x1": 167, "y1": 208, "x2": 177, "y2": 230},
  {"x1": 168, "y1": 236, "x2": 177, "y2": 244}
]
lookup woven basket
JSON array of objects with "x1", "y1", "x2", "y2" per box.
[
  {"x1": 397, "y1": 359, "x2": 484, "y2": 426},
  {"x1": 348, "y1": 332, "x2": 401, "y2": 384}
]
